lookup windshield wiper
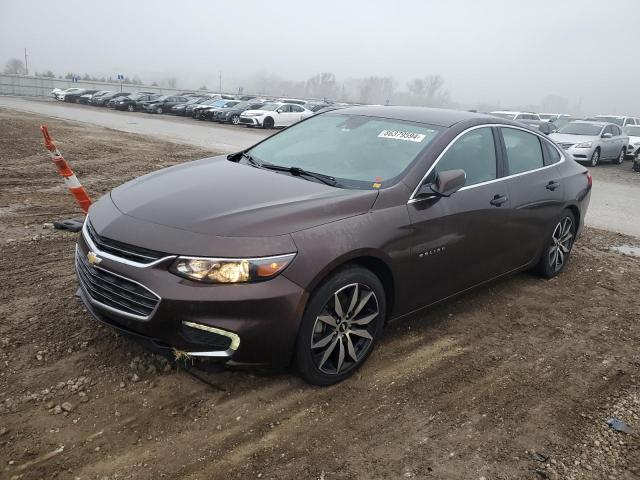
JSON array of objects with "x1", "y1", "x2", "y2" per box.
[
  {"x1": 241, "y1": 152, "x2": 263, "y2": 168},
  {"x1": 260, "y1": 164, "x2": 338, "y2": 186}
]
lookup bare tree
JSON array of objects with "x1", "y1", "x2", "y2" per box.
[
  {"x1": 356, "y1": 76, "x2": 395, "y2": 104},
  {"x1": 305, "y1": 72, "x2": 338, "y2": 100},
  {"x1": 406, "y1": 74, "x2": 450, "y2": 107},
  {"x1": 4, "y1": 58, "x2": 26, "y2": 74},
  {"x1": 199, "y1": 85, "x2": 208, "y2": 90}
]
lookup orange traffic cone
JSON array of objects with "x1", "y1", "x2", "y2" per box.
[{"x1": 40, "y1": 125, "x2": 92, "y2": 213}]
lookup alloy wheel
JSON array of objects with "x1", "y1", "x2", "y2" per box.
[
  {"x1": 310, "y1": 283, "x2": 379, "y2": 375},
  {"x1": 127, "y1": 104, "x2": 135, "y2": 112},
  {"x1": 231, "y1": 115, "x2": 240, "y2": 125},
  {"x1": 548, "y1": 217, "x2": 573, "y2": 272},
  {"x1": 590, "y1": 149, "x2": 599, "y2": 167},
  {"x1": 616, "y1": 149, "x2": 625, "y2": 164}
]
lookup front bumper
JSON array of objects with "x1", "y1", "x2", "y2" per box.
[
  {"x1": 558, "y1": 144, "x2": 596, "y2": 162},
  {"x1": 239, "y1": 116, "x2": 262, "y2": 126},
  {"x1": 74, "y1": 223, "x2": 306, "y2": 367},
  {"x1": 626, "y1": 144, "x2": 639, "y2": 158}
]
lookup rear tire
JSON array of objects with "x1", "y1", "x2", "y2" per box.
[
  {"x1": 295, "y1": 266, "x2": 386, "y2": 386},
  {"x1": 534, "y1": 209, "x2": 577, "y2": 279},
  {"x1": 590, "y1": 148, "x2": 600, "y2": 167},
  {"x1": 614, "y1": 148, "x2": 625, "y2": 165}
]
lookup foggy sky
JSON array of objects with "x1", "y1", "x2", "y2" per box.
[{"x1": 1, "y1": 0, "x2": 639, "y2": 114}]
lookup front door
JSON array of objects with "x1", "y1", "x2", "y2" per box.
[{"x1": 405, "y1": 126, "x2": 512, "y2": 312}]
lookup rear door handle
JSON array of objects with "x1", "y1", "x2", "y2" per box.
[
  {"x1": 490, "y1": 194, "x2": 508, "y2": 206},
  {"x1": 546, "y1": 180, "x2": 560, "y2": 191}
]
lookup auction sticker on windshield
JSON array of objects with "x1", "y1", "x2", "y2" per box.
[{"x1": 378, "y1": 130, "x2": 426, "y2": 142}]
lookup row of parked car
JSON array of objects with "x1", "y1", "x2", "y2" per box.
[
  {"x1": 50, "y1": 88, "x2": 639, "y2": 172},
  {"x1": 51, "y1": 87, "x2": 341, "y2": 128},
  {"x1": 489, "y1": 110, "x2": 640, "y2": 170}
]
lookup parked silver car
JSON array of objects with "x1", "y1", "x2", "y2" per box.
[{"x1": 549, "y1": 121, "x2": 629, "y2": 167}]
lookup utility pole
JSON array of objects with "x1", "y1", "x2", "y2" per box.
[
  {"x1": 24, "y1": 48, "x2": 28, "y2": 76},
  {"x1": 219, "y1": 71, "x2": 222, "y2": 93}
]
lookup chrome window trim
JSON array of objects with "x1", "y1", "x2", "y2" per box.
[
  {"x1": 408, "y1": 123, "x2": 565, "y2": 204},
  {"x1": 75, "y1": 245, "x2": 162, "y2": 322},
  {"x1": 82, "y1": 219, "x2": 176, "y2": 268}
]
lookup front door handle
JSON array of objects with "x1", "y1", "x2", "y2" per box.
[
  {"x1": 546, "y1": 180, "x2": 560, "y2": 191},
  {"x1": 490, "y1": 194, "x2": 508, "y2": 206}
]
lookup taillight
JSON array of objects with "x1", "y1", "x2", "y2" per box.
[{"x1": 585, "y1": 171, "x2": 593, "y2": 187}]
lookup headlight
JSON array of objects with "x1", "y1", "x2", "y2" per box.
[
  {"x1": 574, "y1": 142, "x2": 593, "y2": 148},
  {"x1": 171, "y1": 253, "x2": 296, "y2": 283}
]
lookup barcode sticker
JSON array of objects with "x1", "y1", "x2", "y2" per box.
[{"x1": 378, "y1": 130, "x2": 426, "y2": 142}]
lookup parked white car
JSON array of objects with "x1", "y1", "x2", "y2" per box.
[
  {"x1": 590, "y1": 115, "x2": 640, "y2": 127},
  {"x1": 239, "y1": 102, "x2": 313, "y2": 128},
  {"x1": 54, "y1": 87, "x2": 83, "y2": 101},
  {"x1": 489, "y1": 110, "x2": 541, "y2": 121},
  {"x1": 623, "y1": 125, "x2": 640, "y2": 159}
]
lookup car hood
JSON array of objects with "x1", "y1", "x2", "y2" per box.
[
  {"x1": 110, "y1": 156, "x2": 378, "y2": 237},
  {"x1": 549, "y1": 133, "x2": 598, "y2": 143},
  {"x1": 628, "y1": 135, "x2": 640, "y2": 144}
]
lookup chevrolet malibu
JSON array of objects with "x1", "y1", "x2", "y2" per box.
[{"x1": 75, "y1": 107, "x2": 592, "y2": 385}]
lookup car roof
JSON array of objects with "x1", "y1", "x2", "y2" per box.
[
  {"x1": 594, "y1": 114, "x2": 626, "y2": 119},
  {"x1": 333, "y1": 106, "x2": 490, "y2": 127}
]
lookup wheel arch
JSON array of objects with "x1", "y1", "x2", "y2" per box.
[{"x1": 301, "y1": 251, "x2": 396, "y2": 320}]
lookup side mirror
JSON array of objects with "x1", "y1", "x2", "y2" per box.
[
  {"x1": 416, "y1": 169, "x2": 466, "y2": 198},
  {"x1": 602, "y1": 132, "x2": 613, "y2": 139}
]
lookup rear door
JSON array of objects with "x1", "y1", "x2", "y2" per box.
[
  {"x1": 405, "y1": 126, "x2": 512, "y2": 311},
  {"x1": 601, "y1": 125, "x2": 617, "y2": 159},
  {"x1": 500, "y1": 127, "x2": 565, "y2": 268}
]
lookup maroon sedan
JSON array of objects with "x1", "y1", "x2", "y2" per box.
[{"x1": 75, "y1": 107, "x2": 591, "y2": 385}]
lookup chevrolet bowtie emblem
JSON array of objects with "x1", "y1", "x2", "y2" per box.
[{"x1": 87, "y1": 251, "x2": 102, "y2": 266}]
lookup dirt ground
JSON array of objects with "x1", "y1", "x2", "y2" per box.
[{"x1": 1, "y1": 108, "x2": 639, "y2": 480}]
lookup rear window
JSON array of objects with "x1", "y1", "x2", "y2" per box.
[{"x1": 501, "y1": 128, "x2": 544, "y2": 175}]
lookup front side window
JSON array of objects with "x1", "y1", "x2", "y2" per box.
[
  {"x1": 428, "y1": 127, "x2": 497, "y2": 187},
  {"x1": 502, "y1": 127, "x2": 544, "y2": 175},
  {"x1": 249, "y1": 114, "x2": 442, "y2": 188}
]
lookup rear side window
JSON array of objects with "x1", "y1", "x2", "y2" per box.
[
  {"x1": 430, "y1": 127, "x2": 497, "y2": 187},
  {"x1": 291, "y1": 105, "x2": 305, "y2": 112},
  {"x1": 543, "y1": 141, "x2": 562, "y2": 164},
  {"x1": 501, "y1": 128, "x2": 544, "y2": 175}
]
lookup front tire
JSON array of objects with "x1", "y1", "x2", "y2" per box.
[
  {"x1": 535, "y1": 210, "x2": 576, "y2": 278},
  {"x1": 295, "y1": 266, "x2": 386, "y2": 386},
  {"x1": 127, "y1": 104, "x2": 135, "y2": 112},
  {"x1": 156, "y1": 106, "x2": 163, "y2": 114},
  {"x1": 590, "y1": 148, "x2": 600, "y2": 167},
  {"x1": 263, "y1": 117, "x2": 274, "y2": 129},
  {"x1": 231, "y1": 114, "x2": 240, "y2": 125}
]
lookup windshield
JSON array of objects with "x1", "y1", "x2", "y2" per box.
[
  {"x1": 248, "y1": 114, "x2": 442, "y2": 189},
  {"x1": 624, "y1": 125, "x2": 640, "y2": 136},
  {"x1": 539, "y1": 114, "x2": 557, "y2": 120},
  {"x1": 558, "y1": 122, "x2": 602, "y2": 136},
  {"x1": 490, "y1": 112, "x2": 516, "y2": 120},
  {"x1": 155, "y1": 95, "x2": 170, "y2": 101},
  {"x1": 221, "y1": 100, "x2": 240, "y2": 108},
  {"x1": 595, "y1": 116, "x2": 623, "y2": 126},
  {"x1": 259, "y1": 103, "x2": 281, "y2": 111}
]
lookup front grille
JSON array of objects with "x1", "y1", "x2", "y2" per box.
[
  {"x1": 239, "y1": 117, "x2": 253, "y2": 124},
  {"x1": 559, "y1": 143, "x2": 574, "y2": 149},
  {"x1": 76, "y1": 249, "x2": 160, "y2": 319},
  {"x1": 86, "y1": 221, "x2": 165, "y2": 264}
]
